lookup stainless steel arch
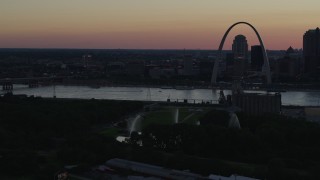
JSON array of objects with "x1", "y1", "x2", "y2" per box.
[{"x1": 211, "y1": 22, "x2": 271, "y2": 85}]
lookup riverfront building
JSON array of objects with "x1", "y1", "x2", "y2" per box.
[{"x1": 231, "y1": 93, "x2": 281, "y2": 116}]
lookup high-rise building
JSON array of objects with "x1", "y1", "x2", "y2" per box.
[
  {"x1": 251, "y1": 45, "x2": 263, "y2": 71},
  {"x1": 303, "y1": 27, "x2": 320, "y2": 76},
  {"x1": 232, "y1": 35, "x2": 248, "y2": 59},
  {"x1": 231, "y1": 35, "x2": 248, "y2": 76},
  {"x1": 275, "y1": 47, "x2": 302, "y2": 80}
]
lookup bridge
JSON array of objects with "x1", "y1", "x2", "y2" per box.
[{"x1": 0, "y1": 76, "x2": 64, "y2": 91}]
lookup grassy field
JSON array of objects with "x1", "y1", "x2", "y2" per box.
[
  {"x1": 141, "y1": 106, "x2": 212, "y2": 129},
  {"x1": 142, "y1": 110, "x2": 175, "y2": 129},
  {"x1": 99, "y1": 106, "x2": 212, "y2": 138},
  {"x1": 99, "y1": 127, "x2": 122, "y2": 138}
]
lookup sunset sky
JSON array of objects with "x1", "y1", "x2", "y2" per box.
[{"x1": 0, "y1": 0, "x2": 319, "y2": 50}]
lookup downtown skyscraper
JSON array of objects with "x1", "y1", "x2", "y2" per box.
[
  {"x1": 303, "y1": 27, "x2": 320, "y2": 77},
  {"x1": 232, "y1": 35, "x2": 248, "y2": 59}
]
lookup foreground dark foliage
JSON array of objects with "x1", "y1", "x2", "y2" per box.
[
  {"x1": 1, "y1": 96, "x2": 320, "y2": 179},
  {"x1": 140, "y1": 110, "x2": 320, "y2": 179},
  {"x1": 0, "y1": 96, "x2": 143, "y2": 179}
]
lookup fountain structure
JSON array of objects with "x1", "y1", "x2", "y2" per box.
[
  {"x1": 128, "y1": 114, "x2": 142, "y2": 135},
  {"x1": 174, "y1": 108, "x2": 179, "y2": 123},
  {"x1": 228, "y1": 113, "x2": 241, "y2": 129}
]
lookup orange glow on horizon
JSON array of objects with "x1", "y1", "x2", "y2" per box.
[{"x1": 0, "y1": 0, "x2": 319, "y2": 50}]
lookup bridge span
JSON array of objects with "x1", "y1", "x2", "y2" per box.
[{"x1": 0, "y1": 76, "x2": 64, "y2": 91}]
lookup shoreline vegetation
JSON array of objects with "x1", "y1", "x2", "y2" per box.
[{"x1": 28, "y1": 78, "x2": 320, "y2": 92}]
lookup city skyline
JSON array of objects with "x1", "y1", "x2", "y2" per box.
[{"x1": 0, "y1": 0, "x2": 319, "y2": 49}]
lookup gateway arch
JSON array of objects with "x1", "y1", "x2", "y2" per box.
[{"x1": 211, "y1": 22, "x2": 272, "y2": 85}]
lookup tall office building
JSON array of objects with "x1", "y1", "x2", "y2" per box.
[
  {"x1": 232, "y1": 35, "x2": 248, "y2": 59},
  {"x1": 232, "y1": 35, "x2": 248, "y2": 76},
  {"x1": 303, "y1": 27, "x2": 320, "y2": 76},
  {"x1": 251, "y1": 45, "x2": 263, "y2": 71}
]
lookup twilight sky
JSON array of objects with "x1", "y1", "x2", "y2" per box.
[{"x1": 0, "y1": 0, "x2": 319, "y2": 49}]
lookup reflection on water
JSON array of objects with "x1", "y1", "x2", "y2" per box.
[{"x1": 8, "y1": 85, "x2": 320, "y2": 106}]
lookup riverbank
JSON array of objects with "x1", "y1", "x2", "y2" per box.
[
  {"x1": 7, "y1": 84, "x2": 320, "y2": 106},
  {"x1": 50, "y1": 78, "x2": 320, "y2": 92}
]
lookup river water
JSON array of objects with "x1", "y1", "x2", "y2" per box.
[{"x1": 7, "y1": 85, "x2": 320, "y2": 106}]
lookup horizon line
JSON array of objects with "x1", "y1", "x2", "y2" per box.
[{"x1": 0, "y1": 47, "x2": 296, "y2": 51}]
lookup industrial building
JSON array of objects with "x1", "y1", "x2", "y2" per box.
[{"x1": 231, "y1": 93, "x2": 281, "y2": 115}]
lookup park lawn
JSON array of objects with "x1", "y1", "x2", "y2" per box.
[
  {"x1": 142, "y1": 111, "x2": 175, "y2": 130},
  {"x1": 141, "y1": 107, "x2": 213, "y2": 128},
  {"x1": 99, "y1": 127, "x2": 121, "y2": 138},
  {"x1": 142, "y1": 107, "x2": 197, "y2": 129},
  {"x1": 182, "y1": 113, "x2": 200, "y2": 124},
  {"x1": 177, "y1": 108, "x2": 193, "y2": 122},
  {"x1": 166, "y1": 107, "x2": 205, "y2": 123},
  {"x1": 181, "y1": 108, "x2": 212, "y2": 125}
]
